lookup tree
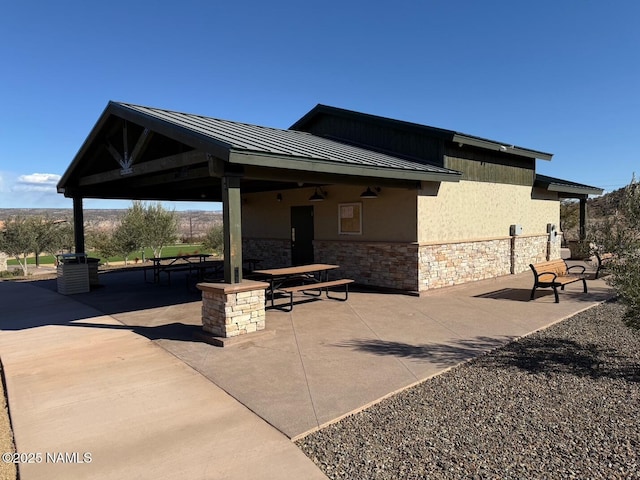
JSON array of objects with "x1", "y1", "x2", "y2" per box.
[
  {"x1": 31, "y1": 217, "x2": 74, "y2": 266},
  {"x1": 559, "y1": 200, "x2": 579, "y2": 243},
  {"x1": 203, "y1": 224, "x2": 224, "y2": 255},
  {"x1": 0, "y1": 216, "x2": 39, "y2": 275},
  {"x1": 141, "y1": 202, "x2": 178, "y2": 258},
  {"x1": 87, "y1": 230, "x2": 119, "y2": 266},
  {"x1": 590, "y1": 175, "x2": 640, "y2": 328},
  {"x1": 113, "y1": 207, "x2": 145, "y2": 265}
]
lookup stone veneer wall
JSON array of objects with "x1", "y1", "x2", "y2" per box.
[
  {"x1": 243, "y1": 235, "x2": 559, "y2": 294},
  {"x1": 0, "y1": 253, "x2": 7, "y2": 272},
  {"x1": 548, "y1": 233, "x2": 562, "y2": 262},
  {"x1": 511, "y1": 234, "x2": 553, "y2": 274},
  {"x1": 242, "y1": 238, "x2": 291, "y2": 269},
  {"x1": 313, "y1": 240, "x2": 419, "y2": 291},
  {"x1": 418, "y1": 238, "x2": 512, "y2": 291}
]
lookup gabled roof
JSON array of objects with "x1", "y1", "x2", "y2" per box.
[
  {"x1": 115, "y1": 103, "x2": 461, "y2": 179},
  {"x1": 534, "y1": 174, "x2": 603, "y2": 197},
  {"x1": 291, "y1": 104, "x2": 554, "y2": 161},
  {"x1": 58, "y1": 102, "x2": 462, "y2": 202}
]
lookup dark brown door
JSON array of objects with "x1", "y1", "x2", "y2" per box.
[{"x1": 291, "y1": 206, "x2": 314, "y2": 265}]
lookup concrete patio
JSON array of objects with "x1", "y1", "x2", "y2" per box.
[{"x1": 0, "y1": 262, "x2": 615, "y2": 478}]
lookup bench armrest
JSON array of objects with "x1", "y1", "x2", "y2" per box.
[{"x1": 566, "y1": 265, "x2": 586, "y2": 274}]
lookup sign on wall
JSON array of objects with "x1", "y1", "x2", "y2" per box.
[{"x1": 339, "y1": 202, "x2": 362, "y2": 235}]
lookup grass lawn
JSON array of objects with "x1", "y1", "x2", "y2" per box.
[{"x1": 6, "y1": 244, "x2": 209, "y2": 266}]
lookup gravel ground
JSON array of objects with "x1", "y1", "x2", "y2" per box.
[{"x1": 297, "y1": 300, "x2": 640, "y2": 480}]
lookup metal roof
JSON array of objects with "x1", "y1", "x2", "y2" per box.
[
  {"x1": 114, "y1": 102, "x2": 461, "y2": 181},
  {"x1": 535, "y1": 174, "x2": 603, "y2": 197}
]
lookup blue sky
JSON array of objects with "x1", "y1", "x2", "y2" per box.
[{"x1": 1, "y1": 1, "x2": 638, "y2": 211}]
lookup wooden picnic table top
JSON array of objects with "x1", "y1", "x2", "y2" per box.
[
  {"x1": 253, "y1": 264, "x2": 339, "y2": 277},
  {"x1": 151, "y1": 254, "x2": 211, "y2": 264}
]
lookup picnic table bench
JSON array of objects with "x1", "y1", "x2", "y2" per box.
[
  {"x1": 145, "y1": 254, "x2": 213, "y2": 285},
  {"x1": 529, "y1": 259, "x2": 587, "y2": 303},
  {"x1": 594, "y1": 251, "x2": 614, "y2": 279},
  {"x1": 279, "y1": 278, "x2": 354, "y2": 312},
  {"x1": 252, "y1": 264, "x2": 354, "y2": 311}
]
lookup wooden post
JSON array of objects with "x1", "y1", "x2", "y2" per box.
[
  {"x1": 72, "y1": 197, "x2": 85, "y2": 254},
  {"x1": 222, "y1": 174, "x2": 243, "y2": 284},
  {"x1": 579, "y1": 196, "x2": 587, "y2": 242}
]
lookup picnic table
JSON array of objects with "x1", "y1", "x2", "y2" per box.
[
  {"x1": 146, "y1": 254, "x2": 216, "y2": 285},
  {"x1": 252, "y1": 264, "x2": 353, "y2": 310}
]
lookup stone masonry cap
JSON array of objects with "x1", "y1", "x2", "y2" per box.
[{"x1": 196, "y1": 279, "x2": 269, "y2": 294}]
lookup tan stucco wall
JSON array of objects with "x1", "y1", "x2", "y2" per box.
[
  {"x1": 242, "y1": 185, "x2": 418, "y2": 242},
  {"x1": 418, "y1": 180, "x2": 560, "y2": 243}
]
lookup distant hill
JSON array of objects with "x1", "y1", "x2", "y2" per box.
[
  {"x1": 0, "y1": 208, "x2": 223, "y2": 242},
  {"x1": 561, "y1": 185, "x2": 631, "y2": 241}
]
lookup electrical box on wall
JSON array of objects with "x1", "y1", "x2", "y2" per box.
[
  {"x1": 510, "y1": 224, "x2": 523, "y2": 236},
  {"x1": 547, "y1": 223, "x2": 559, "y2": 242}
]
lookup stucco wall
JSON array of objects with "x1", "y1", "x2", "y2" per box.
[
  {"x1": 242, "y1": 185, "x2": 418, "y2": 242},
  {"x1": 418, "y1": 180, "x2": 560, "y2": 243}
]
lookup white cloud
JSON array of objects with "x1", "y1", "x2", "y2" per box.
[
  {"x1": 0, "y1": 171, "x2": 69, "y2": 208},
  {"x1": 14, "y1": 172, "x2": 62, "y2": 192}
]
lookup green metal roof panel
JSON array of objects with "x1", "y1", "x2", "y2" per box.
[{"x1": 115, "y1": 102, "x2": 460, "y2": 178}]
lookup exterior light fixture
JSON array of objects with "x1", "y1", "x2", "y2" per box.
[
  {"x1": 360, "y1": 186, "x2": 380, "y2": 199},
  {"x1": 276, "y1": 193, "x2": 283, "y2": 202},
  {"x1": 309, "y1": 187, "x2": 325, "y2": 202}
]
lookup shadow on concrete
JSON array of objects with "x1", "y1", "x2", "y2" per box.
[
  {"x1": 474, "y1": 287, "x2": 599, "y2": 303},
  {"x1": 74, "y1": 320, "x2": 202, "y2": 342},
  {"x1": 478, "y1": 336, "x2": 640, "y2": 383},
  {"x1": 474, "y1": 288, "x2": 538, "y2": 301},
  {"x1": 30, "y1": 268, "x2": 202, "y2": 315},
  {"x1": 337, "y1": 335, "x2": 517, "y2": 367},
  {"x1": 1, "y1": 270, "x2": 204, "y2": 344}
]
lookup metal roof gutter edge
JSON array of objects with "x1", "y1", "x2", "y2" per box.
[
  {"x1": 229, "y1": 151, "x2": 462, "y2": 183},
  {"x1": 545, "y1": 183, "x2": 604, "y2": 196}
]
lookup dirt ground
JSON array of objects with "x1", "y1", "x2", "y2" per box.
[{"x1": 0, "y1": 368, "x2": 17, "y2": 480}]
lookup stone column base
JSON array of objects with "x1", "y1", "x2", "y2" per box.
[{"x1": 196, "y1": 280, "x2": 271, "y2": 347}]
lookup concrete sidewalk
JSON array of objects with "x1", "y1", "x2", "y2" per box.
[
  {"x1": 150, "y1": 269, "x2": 614, "y2": 439},
  {"x1": 0, "y1": 265, "x2": 615, "y2": 478},
  {"x1": 0, "y1": 281, "x2": 328, "y2": 480}
]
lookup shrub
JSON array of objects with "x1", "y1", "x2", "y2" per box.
[{"x1": 591, "y1": 175, "x2": 640, "y2": 327}]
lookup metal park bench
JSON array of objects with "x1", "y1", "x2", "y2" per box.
[{"x1": 529, "y1": 259, "x2": 587, "y2": 303}]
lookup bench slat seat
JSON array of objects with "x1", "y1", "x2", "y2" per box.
[
  {"x1": 529, "y1": 260, "x2": 587, "y2": 303},
  {"x1": 278, "y1": 279, "x2": 354, "y2": 311}
]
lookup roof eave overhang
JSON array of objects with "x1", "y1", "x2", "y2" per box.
[
  {"x1": 535, "y1": 174, "x2": 604, "y2": 197},
  {"x1": 546, "y1": 184, "x2": 604, "y2": 197},
  {"x1": 57, "y1": 102, "x2": 233, "y2": 192},
  {"x1": 452, "y1": 134, "x2": 553, "y2": 161},
  {"x1": 229, "y1": 151, "x2": 462, "y2": 183}
]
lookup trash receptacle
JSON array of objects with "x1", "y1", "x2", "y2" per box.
[
  {"x1": 56, "y1": 253, "x2": 90, "y2": 295},
  {"x1": 87, "y1": 257, "x2": 100, "y2": 287}
]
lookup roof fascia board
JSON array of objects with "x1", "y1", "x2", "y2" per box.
[
  {"x1": 535, "y1": 174, "x2": 604, "y2": 196},
  {"x1": 545, "y1": 183, "x2": 603, "y2": 196},
  {"x1": 452, "y1": 134, "x2": 553, "y2": 160},
  {"x1": 229, "y1": 151, "x2": 461, "y2": 183},
  {"x1": 241, "y1": 165, "x2": 422, "y2": 189},
  {"x1": 291, "y1": 104, "x2": 453, "y2": 139},
  {"x1": 110, "y1": 102, "x2": 231, "y2": 161}
]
